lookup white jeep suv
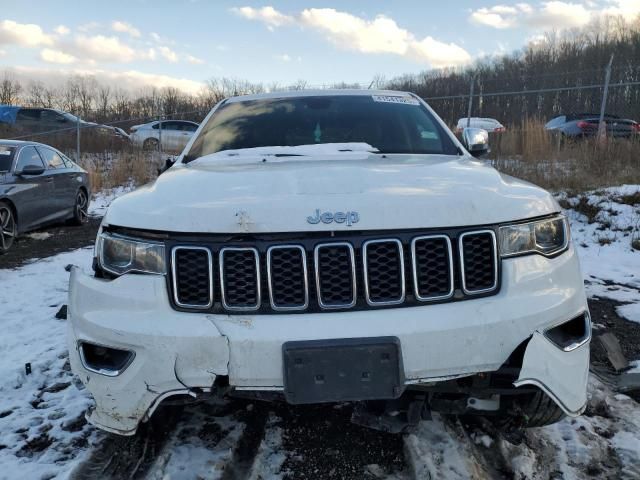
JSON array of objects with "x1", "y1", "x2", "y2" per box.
[{"x1": 68, "y1": 90, "x2": 590, "y2": 436}]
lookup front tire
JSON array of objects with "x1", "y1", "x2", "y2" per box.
[
  {"x1": 495, "y1": 390, "x2": 566, "y2": 428},
  {"x1": 0, "y1": 201, "x2": 17, "y2": 254},
  {"x1": 72, "y1": 190, "x2": 89, "y2": 226}
]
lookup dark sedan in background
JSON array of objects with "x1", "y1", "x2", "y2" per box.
[
  {"x1": 0, "y1": 140, "x2": 90, "y2": 253},
  {"x1": 545, "y1": 113, "x2": 640, "y2": 138}
]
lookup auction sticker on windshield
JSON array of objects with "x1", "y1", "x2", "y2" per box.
[{"x1": 371, "y1": 95, "x2": 420, "y2": 105}]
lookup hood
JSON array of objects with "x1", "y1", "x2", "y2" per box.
[{"x1": 104, "y1": 154, "x2": 559, "y2": 233}]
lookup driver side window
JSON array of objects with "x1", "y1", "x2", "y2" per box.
[{"x1": 15, "y1": 146, "x2": 45, "y2": 172}]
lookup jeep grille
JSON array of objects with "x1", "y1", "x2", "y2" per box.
[{"x1": 168, "y1": 229, "x2": 499, "y2": 314}]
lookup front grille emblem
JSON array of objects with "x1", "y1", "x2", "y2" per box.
[{"x1": 307, "y1": 209, "x2": 359, "y2": 226}]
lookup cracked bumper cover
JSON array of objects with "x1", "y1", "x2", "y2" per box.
[{"x1": 68, "y1": 245, "x2": 589, "y2": 435}]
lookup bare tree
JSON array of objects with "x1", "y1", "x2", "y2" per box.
[
  {"x1": 97, "y1": 85, "x2": 111, "y2": 121},
  {"x1": 0, "y1": 75, "x2": 22, "y2": 105}
]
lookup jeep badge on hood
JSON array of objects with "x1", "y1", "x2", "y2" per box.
[{"x1": 307, "y1": 209, "x2": 360, "y2": 226}]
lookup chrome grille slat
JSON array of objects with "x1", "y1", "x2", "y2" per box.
[
  {"x1": 459, "y1": 230, "x2": 498, "y2": 295},
  {"x1": 411, "y1": 235, "x2": 454, "y2": 301},
  {"x1": 363, "y1": 239, "x2": 405, "y2": 306},
  {"x1": 171, "y1": 246, "x2": 213, "y2": 309},
  {"x1": 267, "y1": 245, "x2": 309, "y2": 311},
  {"x1": 220, "y1": 247, "x2": 261, "y2": 311},
  {"x1": 314, "y1": 242, "x2": 357, "y2": 309}
]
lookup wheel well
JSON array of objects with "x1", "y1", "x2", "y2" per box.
[{"x1": 0, "y1": 198, "x2": 18, "y2": 228}]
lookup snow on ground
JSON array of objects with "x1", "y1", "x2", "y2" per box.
[
  {"x1": 89, "y1": 184, "x2": 135, "y2": 217},
  {"x1": 0, "y1": 248, "x2": 97, "y2": 480},
  {"x1": 557, "y1": 185, "x2": 640, "y2": 323}
]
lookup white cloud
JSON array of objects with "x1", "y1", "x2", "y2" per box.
[
  {"x1": 409, "y1": 37, "x2": 473, "y2": 68},
  {"x1": 40, "y1": 48, "x2": 76, "y2": 64},
  {"x1": 0, "y1": 20, "x2": 53, "y2": 47},
  {"x1": 149, "y1": 31, "x2": 176, "y2": 45},
  {"x1": 300, "y1": 9, "x2": 410, "y2": 55},
  {"x1": 54, "y1": 25, "x2": 70, "y2": 36},
  {"x1": 470, "y1": 5, "x2": 524, "y2": 28},
  {"x1": 8, "y1": 65, "x2": 205, "y2": 96},
  {"x1": 144, "y1": 48, "x2": 157, "y2": 61},
  {"x1": 470, "y1": 0, "x2": 639, "y2": 31},
  {"x1": 159, "y1": 46, "x2": 178, "y2": 62},
  {"x1": 603, "y1": 0, "x2": 640, "y2": 17},
  {"x1": 72, "y1": 34, "x2": 137, "y2": 62},
  {"x1": 111, "y1": 21, "x2": 141, "y2": 38},
  {"x1": 0, "y1": 49, "x2": 6, "y2": 57},
  {"x1": 232, "y1": 6, "x2": 470, "y2": 68},
  {"x1": 186, "y1": 54, "x2": 205, "y2": 64},
  {"x1": 231, "y1": 6, "x2": 294, "y2": 30},
  {"x1": 77, "y1": 21, "x2": 100, "y2": 33},
  {"x1": 275, "y1": 53, "x2": 292, "y2": 62}
]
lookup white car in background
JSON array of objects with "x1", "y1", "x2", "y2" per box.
[
  {"x1": 130, "y1": 120, "x2": 199, "y2": 153},
  {"x1": 456, "y1": 117, "x2": 506, "y2": 133}
]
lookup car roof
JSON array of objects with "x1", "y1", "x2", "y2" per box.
[
  {"x1": 0, "y1": 139, "x2": 49, "y2": 148},
  {"x1": 225, "y1": 89, "x2": 416, "y2": 103}
]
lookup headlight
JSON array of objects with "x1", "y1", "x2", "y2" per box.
[
  {"x1": 98, "y1": 232, "x2": 166, "y2": 276},
  {"x1": 499, "y1": 215, "x2": 569, "y2": 257}
]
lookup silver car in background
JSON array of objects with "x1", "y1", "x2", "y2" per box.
[{"x1": 129, "y1": 120, "x2": 199, "y2": 153}]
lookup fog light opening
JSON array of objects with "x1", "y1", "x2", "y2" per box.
[
  {"x1": 544, "y1": 312, "x2": 591, "y2": 352},
  {"x1": 79, "y1": 341, "x2": 135, "y2": 377}
]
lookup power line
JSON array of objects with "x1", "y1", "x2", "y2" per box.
[{"x1": 423, "y1": 80, "x2": 640, "y2": 101}]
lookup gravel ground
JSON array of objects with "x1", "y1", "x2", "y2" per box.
[{"x1": 0, "y1": 217, "x2": 100, "y2": 270}]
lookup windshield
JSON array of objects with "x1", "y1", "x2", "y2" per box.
[
  {"x1": 61, "y1": 111, "x2": 80, "y2": 122},
  {"x1": 0, "y1": 146, "x2": 15, "y2": 172},
  {"x1": 185, "y1": 95, "x2": 459, "y2": 161}
]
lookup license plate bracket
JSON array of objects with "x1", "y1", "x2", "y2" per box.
[{"x1": 282, "y1": 337, "x2": 404, "y2": 404}]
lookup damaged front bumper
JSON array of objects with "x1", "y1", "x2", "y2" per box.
[
  {"x1": 68, "y1": 246, "x2": 590, "y2": 435},
  {"x1": 67, "y1": 268, "x2": 230, "y2": 435}
]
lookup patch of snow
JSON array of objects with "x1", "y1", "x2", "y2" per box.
[
  {"x1": 25, "y1": 232, "x2": 53, "y2": 241},
  {"x1": 616, "y1": 302, "x2": 640, "y2": 324},
  {"x1": 147, "y1": 405, "x2": 245, "y2": 479},
  {"x1": 557, "y1": 185, "x2": 640, "y2": 316},
  {"x1": 89, "y1": 185, "x2": 135, "y2": 217},
  {"x1": 0, "y1": 248, "x2": 97, "y2": 479},
  {"x1": 247, "y1": 413, "x2": 285, "y2": 480},
  {"x1": 192, "y1": 143, "x2": 378, "y2": 164},
  {"x1": 405, "y1": 414, "x2": 488, "y2": 479},
  {"x1": 472, "y1": 433, "x2": 493, "y2": 448},
  {"x1": 628, "y1": 360, "x2": 640, "y2": 374}
]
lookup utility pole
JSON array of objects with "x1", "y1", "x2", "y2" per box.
[
  {"x1": 76, "y1": 113, "x2": 80, "y2": 162},
  {"x1": 597, "y1": 54, "x2": 614, "y2": 141},
  {"x1": 466, "y1": 76, "x2": 475, "y2": 128},
  {"x1": 158, "y1": 106, "x2": 163, "y2": 156}
]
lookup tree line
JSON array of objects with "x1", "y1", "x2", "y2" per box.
[{"x1": 387, "y1": 16, "x2": 640, "y2": 125}]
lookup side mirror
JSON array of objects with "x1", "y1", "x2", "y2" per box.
[
  {"x1": 462, "y1": 128, "x2": 490, "y2": 158},
  {"x1": 157, "y1": 157, "x2": 176, "y2": 176},
  {"x1": 18, "y1": 164, "x2": 46, "y2": 176}
]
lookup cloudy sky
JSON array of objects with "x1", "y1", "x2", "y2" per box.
[{"x1": 1, "y1": 0, "x2": 638, "y2": 94}]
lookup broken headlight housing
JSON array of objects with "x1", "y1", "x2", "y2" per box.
[
  {"x1": 97, "y1": 232, "x2": 166, "y2": 276},
  {"x1": 499, "y1": 215, "x2": 569, "y2": 257}
]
